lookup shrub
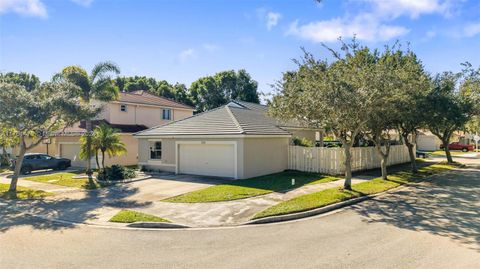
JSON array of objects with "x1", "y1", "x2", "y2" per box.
[
  {"x1": 292, "y1": 137, "x2": 315, "y2": 147},
  {"x1": 97, "y1": 165, "x2": 136, "y2": 181}
]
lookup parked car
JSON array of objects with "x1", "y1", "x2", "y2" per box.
[
  {"x1": 321, "y1": 141, "x2": 343, "y2": 148},
  {"x1": 439, "y1": 142, "x2": 475, "y2": 152},
  {"x1": 416, "y1": 150, "x2": 431, "y2": 158},
  {"x1": 11, "y1": 153, "x2": 71, "y2": 174}
]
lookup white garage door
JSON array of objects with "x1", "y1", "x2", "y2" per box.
[
  {"x1": 60, "y1": 144, "x2": 84, "y2": 167},
  {"x1": 416, "y1": 136, "x2": 439, "y2": 151},
  {"x1": 178, "y1": 143, "x2": 235, "y2": 178}
]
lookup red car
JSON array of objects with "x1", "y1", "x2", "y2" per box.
[{"x1": 440, "y1": 142, "x2": 475, "y2": 152}]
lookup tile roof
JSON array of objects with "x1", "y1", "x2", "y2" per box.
[
  {"x1": 57, "y1": 120, "x2": 148, "y2": 135},
  {"x1": 135, "y1": 101, "x2": 297, "y2": 137},
  {"x1": 117, "y1": 90, "x2": 194, "y2": 110}
]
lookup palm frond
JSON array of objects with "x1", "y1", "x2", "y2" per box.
[{"x1": 91, "y1": 61, "x2": 120, "y2": 82}]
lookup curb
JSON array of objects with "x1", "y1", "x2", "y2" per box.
[
  {"x1": 245, "y1": 195, "x2": 371, "y2": 225},
  {"x1": 96, "y1": 175, "x2": 152, "y2": 185},
  {"x1": 127, "y1": 222, "x2": 189, "y2": 229}
]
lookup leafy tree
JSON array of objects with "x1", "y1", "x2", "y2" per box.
[
  {"x1": 0, "y1": 127, "x2": 18, "y2": 166},
  {"x1": 80, "y1": 124, "x2": 126, "y2": 169},
  {"x1": 0, "y1": 72, "x2": 40, "y2": 91},
  {"x1": 0, "y1": 81, "x2": 92, "y2": 195},
  {"x1": 426, "y1": 72, "x2": 474, "y2": 163},
  {"x1": 54, "y1": 62, "x2": 120, "y2": 184},
  {"x1": 172, "y1": 83, "x2": 194, "y2": 106},
  {"x1": 365, "y1": 46, "x2": 431, "y2": 177},
  {"x1": 190, "y1": 76, "x2": 226, "y2": 112},
  {"x1": 391, "y1": 51, "x2": 431, "y2": 173},
  {"x1": 190, "y1": 69, "x2": 260, "y2": 112},
  {"x1": 270, "y1": 41, "x2": 382, "y2": 190}
]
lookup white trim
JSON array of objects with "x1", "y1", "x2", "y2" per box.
[
  {"x1": 139, "y1": 161, "x2": 176, "y2": 167},
  {"x1": 111, "y1": 101, "x2": 194, "y2": 111},
  {"x1": 175, "y1": 140, "x2": 238, "y2": 179},
  {"x1": 282, "y1": 127, "x2": 323, "y2": 131},
  {"x1": 135, "y1": 134, "x2": 292, "y2": 139},
  {"x1": 57, "y1": 142, "x2": 81, "y2": 145}
]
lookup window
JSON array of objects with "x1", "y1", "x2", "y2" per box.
[
  {"x1": 120, "y1": 104, "x2": 127, "y2": 112},
  {"x1": 150, "y1": 142, "x2": 162, "y2": 159},
  {"x1": 162, "y1": 109, "x2": 171, "y2": 120}
]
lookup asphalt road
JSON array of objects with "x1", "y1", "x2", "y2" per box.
[{"x1": 1, "y1": 166, "x2": 479, "y2": 268}]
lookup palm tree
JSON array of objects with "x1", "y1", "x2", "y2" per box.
[
  {"x1": 55, "y1": 62, "x2": 120, "y2": 184},
  {"x1": 81, "y1": 124, "x2": 127, "y2": 170}
]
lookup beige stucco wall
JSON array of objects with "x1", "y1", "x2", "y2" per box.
[
  {"x1": 243, "y1": 137, "x2": 289, "y2": 178},
  {"x1": 173, "y1": 109, "x2": 193, "y2": 121},
  {"x1": 107, "y1": 103, "x2": 193, "y2": 127}
]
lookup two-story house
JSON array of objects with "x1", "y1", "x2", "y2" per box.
[{"x1": 19, "y1": 90, "x2": 194, "y2": 168}]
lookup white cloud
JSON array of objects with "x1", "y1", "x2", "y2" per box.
[
  {"x1": 367, "y1": 0, "x2": 457, "y2": 19},
  {"x1": 202, "y1": 43, "x2": 220, "y2": 52},
  {"x1": 178, "y1": 48, "x2": 196, "y2": 62},
  {"x1": 285, "y1": 0, "x2": 463, "y2": 43},
  {"x1": 266, "y1": 12, "x2": 281, "y2": 30},
  {"x1": 426, "y1": 30, "x2": 437, "y2": 38},
  {"x1": 463, "y1": 22, "x2": 480, "y2": 37},
  {"x1": 0, "y1": 0, "x2": 47, "y2": 18},
  {"x1": 70, "y1": 0, "x2": 94, "y2": 7},
  {"x1": 287, "y1": 14, "x2": 409, "y2": 42}
]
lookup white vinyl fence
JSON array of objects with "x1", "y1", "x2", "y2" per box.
[{"x1": 288, "y1": 145, "x2": 412, "y2": 175}]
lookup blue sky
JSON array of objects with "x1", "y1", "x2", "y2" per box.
[{"x1": 1, "y1": 0, "x2": 480, "y2": 98}]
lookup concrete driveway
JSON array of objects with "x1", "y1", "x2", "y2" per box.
[{"x1": 110, "y1": 173, "x2": 223, "y2": 202}]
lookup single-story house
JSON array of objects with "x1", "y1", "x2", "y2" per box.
[{"x1": 134, "y1": 101, "x2": 321, "y2": 179}]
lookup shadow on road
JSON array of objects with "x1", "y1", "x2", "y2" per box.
[
  {"x1": 353, "y1": 168, "x2": 480, "y2": 250},
  {"x1": 0, "y1": 183, "x2": 152, "y2": 232}
]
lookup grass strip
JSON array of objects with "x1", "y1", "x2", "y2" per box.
[
  {"x1": 109, "y1": 210, "x2": 170, "y2": 223},
  {"x1": 22, "y1": 172, "x2": 103, "y2": 190},
  {"x1": 0, "y1": 183, "x2": 53, "y2": 200},
  {"x1": 164, "y1": 171, "x2": 342, "y2": 203}
]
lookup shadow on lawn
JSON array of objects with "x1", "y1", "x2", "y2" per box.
[
  {"x1": 352, "y1": 168, "x2": 480, "y2": 251},
  {"x1": 0, "y1": 182, "x2": 152, "y2": 232}
]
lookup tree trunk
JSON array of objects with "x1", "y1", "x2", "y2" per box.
[
  {"x1": 1, "y1": 146, "x2": 9, "y2": 166},
  {"x1": 318, "y1": 131, "x2": 325, "y2": 147},
  {"x1": 374, "y1": 143, "x2": 389, "y2": 180},
  {"x1": 95, "y1": 151, "x2": 100, "y2": 171},
  {"x1": 9, "y1": 140, "x2": 27, "y2": 195},
  {"x1": 343, "y1": 143, "x2": 353, "y2": 190},
  {"x1": 380, "y1": 156, "x2": 388, "y2": 180},
  {"x1": 407, "y1": 143, "x2": 417, "y2": 172},
  {"x1": 402, "y1": 132, "x2": 417, "y2": 173},
  {"x1": 101, "y1": 150, "x2": 106, "y2": 169},
  {"x1": 443, "y1": 140, "x2": 454, "y2": 163},
  {"x1": 85, "y1": 119, "x2": 94, "y2": 184}
]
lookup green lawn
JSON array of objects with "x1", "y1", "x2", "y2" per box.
[
  {"x1": 253, "y1": 162, "x2": 457, "y2": 219},
  {"x1": 0, "y1": 167, "x2": 10, "y2": 173},
  {"x1": 0, "y1": 183, "x2": 53, "y2": 200},
  {"x1": 109, "y1": 210, "x2": 170, "y2": 223},
  {"x1": 163, "y1": 171, "x2": 342, "y2": 203},
  {"x1": 430, "y1": 150, "x2": 472, "y2": 156},
  {"x1": 22, "y1": 172, "x2": 103, "y2": 190}
]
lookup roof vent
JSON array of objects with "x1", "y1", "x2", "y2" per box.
[{"x1": 226, "y1": 101, "x2": 246, "y2": 109}]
